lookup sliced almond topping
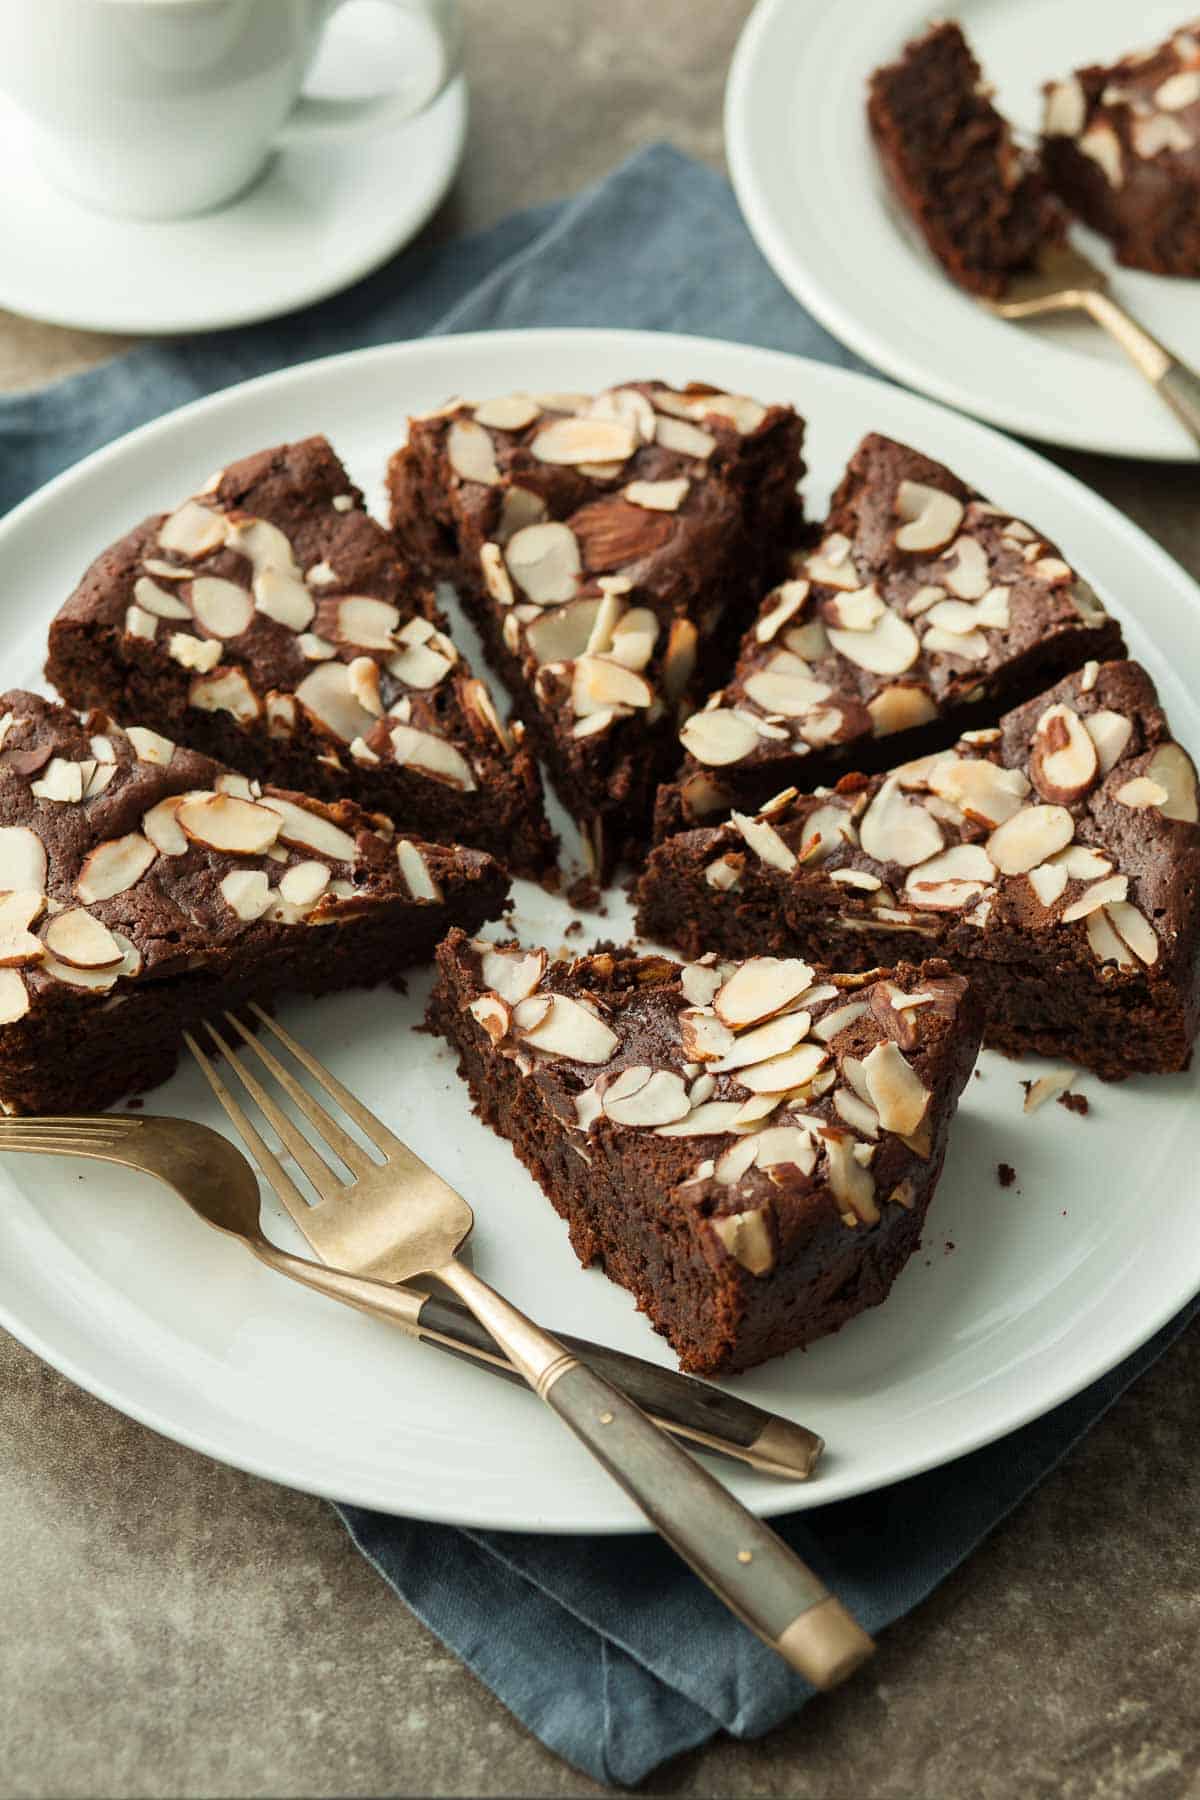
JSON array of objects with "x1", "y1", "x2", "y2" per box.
[
  {"x1": 278, "y1": 861, "x2": 331, "y2": 910},
  {"x1": 397, "y1": 838, "x2": 441, "y2": 902},
  {"x1": 928, "y1": 754, "x2": 1029, "y2": 827},
  {"x1": 860, "y1": 1041, "x2": 929, "y2": 1135},
  {"x1": 834, "y1": 1087, "x2": 880, "y2": 1138},
  {"x1": 712, "y1": 957, "x2": 815, "y2": 1030},
  {"x1": 473, "y1": 393, "x2": 541, "y2": 431},
  {"x1": 0, "y1": 891, "x2": 47, "y2": 967},
  {"x1": 754, "y1": 1124, "x2": 818, "y2": 1173},
  {"x1": 176, "y1": 793, "x2": 280, "y2": 855},
  {"x1": 894, "y1": 482, "x2": 964, "y2": 553},
  {"x1": 480, "y1": 541, "x2": 515, "y2": 608},
  {"x1": 712, "y1": 1010, "x2": 813, "y2": 1074},
  {"x1": 653, "y1": 414, "x2": 716, "y2": 459},
  {"x1": 1080, "y1": 120, "x2": 1124, "y2": 186},
  {"x1": 711, "y1": 1136, "x2": 761, "y2": 1187},
  {"x1": 797, "y1": 803, "x2": 858, "y2": 863},
  {"x1": 987, "y1": 805, "x2": 1075, "y2": 875},
  {"x1": 220, "y1": 869, "x2": 272, "y2": 921},
  {"x1": 572, "y1": 709, "x2": 619, "y2": 740},
  {"x1": 1131, "y1": 112, "x2": 1194, "y2": 159},
  {"x1": 859, "y1": 777, "x2": 943, "y2": 868},
  {"x1": 387, "y1": 639, "x2": 453, "y2": 690},
  {"x1": 190, "y1": 576, "x2": 253, "y2": 639},
  {"x1": 30, "y1": 758, "x2": 84, "y2": 804},
  {"x1": 1146, "y1": 743, "x2": 1198, "y2": 823},
  {"x1": 742, "y1": 662, "x2": 832, "y2": 719},
  {"x1": 266, "y1": 692, "x2": 297, "y2": 738},
  {"x1": 1030, "y1": 703, "x2": 1098, "y2": 803},
  {"x1": 624, "y1": 477, "x2": 689, "y2": 513},
  {"x1": 654, "y1": 1100, "x2": 745, "y2": 1137},
  {"x1": 812, "y1": 1000, "x2": 869, "y2": 1042},
  {"x1": 469, "y1": 992, "x2": 513, "y2": 1045},
  {"x1": 1023, "y1": 1069, "x2": 1076, "y2": 1113},
  {"x1": 1028, "y1": 861, "x2": 1069, "y2": 908},
  {"x1": 709, "y1": 1207, "x2": 775, "y2": 1275},
  {"x1": 738, "y1": 1040, "x2": 829, "y2": 1094},
  {"x1": 804, "y1": 533, "x2": 859, "y2": 590},
  {"x1": 680, "y1": 1008, "x2": 736, "y2": 1062},
  {"x1": 830, "y1": 868, "x2": 881, "y2": 891},
  {"x1": 868, "y1": 683, "x2": 938, "y2": 737},
  {"x1": 826, "y1": 584, "x2": 885, "y2": 632},
  {"x1": 254, "y1": 566, "x2": 315, "y2": 632},
  {"x1": 335, "y1": 596, "x2": 400, "y2": 650},
  {"x1": 158, "y1": 499, "x2": 226, "y2": 558},
  {"x1": 523, "y1": 596, "x2": 602, "y2": 664},
  {"x1": 257, "y1": 795, "x2": 357, "y2": 861},
  {"x1": 1116, "y1": 776, "x2": 1170, "y2": 809},
  {"x1": 603, "y1": 1066, "x2": 690, "y2": 1127},
  {"x1": 447, "y1": 418, "x2": 500, "y2": 485},
  {"x1": 169, "y1": 634, "x2": 222, "y2": 673},
  {"x1": 347, "y1": 656, "x2": 384, "y2": 718},
  {"x1": 1061, "y1": 874, "x2": 1129, "y2": 922},
  {"x1": 41, "y1": 908, "x2": 122, "y2": 970},
  {"x1": 904, "y1": 842, "x2": 995, "y2": 909},
  {"x1": 1052, "y1": 844, "x2": 1112, "y2": 879},
  {"x1": 0, "y1": 968, "x2": 29, "y2": 1022},
  {"x1": 1105, "y1": 900, "x2": 1158, "y2": 966},
  {"x1": 295, "y1": 662, "x2": 378, "y2": 745},
  {"x1": 755, "y1": 581, "x2": 809, "y2": 645},
  {"x1": 531, "y1": 417, "x2": 637, "y2": 465},
  {"x1": 515, "y1": 991, "x2": 619, "y2": 1064},
  {"x1": 1087, "y1": 907, "x2": 1135, "y2": 970},
  {"x1": 1082, "y1": 709, "x2": 1133, "y2": 776},
  {"x1": 824, "y1": 1130, "x2": 879, "y2": 1225},
  {"x1": 1156, "y1": 68, "x2": 1200, "y2": 109},
  {"x1": 663, "y1": 617, "x2": 698, "y2": 705},
  {"x1": 496, "y1": 486, "x2": 549, "y2": 544},
  {"x1": 480, "y1": 945, "x2": 546, "y2": 1004},
  {"x1": 389, "y1": 724, "x2": 477, "y2": 791},
  {"x1": 133, "y1": 576, "x2": 191, "y2": 621},
  {"x1": 680, "y1": 960, "x2": 723, "y2": 1007},
  {"x1": 828, "y1": 608, "x2": 920, "y2": 676},
  {"x1": 1043, "y1": 75, "x2": 1086, "y2": 135},
  {"x1": 125, "y1": 603, "x2": 158, "y2": 640},
  {"x1": 189, "y1": 667, "x2": 260, "y2": 723},
  {"x1": 571, "y1": 655, "x2": 652, "y2": 717},
  {"x1": 141, "y1": 796, "x2": 189, "y2": 857},
  {"x1": 925, "y1": 599, "x2": 986, "y2": 637},
  {"x1": 942, "y1": 536, "x2": 990, "y2": 599},
  {"x1": 505, "y1": 521, "x2": 581, "y2": 605},
  {"x1": 126, "y1": 726, "x2": 175, "y2": 766},
  {"x1": 732, "y1": 809, "x2": 798, "y2": 873},
  {"x1": 785, "y1": 617, "x2": 831, "y2": 661},
  {"x1": 75, "y1": 833, "x2": 157, "y2": 902},
  {"x1": 609, "y1": 608, "x2": 660, "y2": 674}
]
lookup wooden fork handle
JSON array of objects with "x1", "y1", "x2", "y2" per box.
[
  {"x1": 1083, "y1": 290, "x2": 1200, "y2": 448},
  {"x1": 436, "y1": 1258, "x2": 873, "y2": 1689}
]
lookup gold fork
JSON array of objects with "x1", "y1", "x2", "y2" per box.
[
  {"x1": 175, "y1": 1005, "x2": 873, "y2": 1689},
  {"x1": 987, "y1": 241, "x2": 1200, "y2": 448}
]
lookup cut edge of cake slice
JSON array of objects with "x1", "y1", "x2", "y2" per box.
[
  {"x1": 429, "y1": 927, "x2": 983, "y2": 1375},
  {"x1": 44, "y1": 434, "x2": 556, "y2": 881},
  {"x1": 639, "y1": 658, "x2": 1200, "y2": 1080},
  {"x1": 0, "y1": 690, "x2": 508, "y2": 1114}
]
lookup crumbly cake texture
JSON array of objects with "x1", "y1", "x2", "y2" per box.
[
  {"x1": 1042, "y1": 24, "x2": 1200, "y2": 276},
  {"x1": 868, "y1": 22, "x2": 1065, "y2": 297},
  {"x1": 44, "y1": 436, "x2": 555, "y2": 879},
  {"x1": 655, "y1": 433, "x2": 1124, "y2": 838},
  {"x1": 0, "y1": 691, "x2": 507, "y2": 1115},
  {"x1": 638, "y1": 661, "x2": 1200, "y2": 1081},
  {"x1": 386, "y1": 382, "x2": 806, "y2": 879},
  {"x1": 430, "y1": 930, "x2": 982, "y2": 1374}
]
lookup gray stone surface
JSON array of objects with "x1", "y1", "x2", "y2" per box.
[{"x1": 1, "y1": 3, "x2": 1198, "y2": 1796}]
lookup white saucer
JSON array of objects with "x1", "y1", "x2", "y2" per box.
[
  {"x1": 0, "y1": 76, "x2": 467, "y2": 337},
  {"x1": 726, "y1": 0, "x2": 1200, "y2": 462}
]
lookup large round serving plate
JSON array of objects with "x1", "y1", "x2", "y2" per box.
[
  {"x1": 726, "y1": 0, "x2": 1200, "y2": 461},
  {"x1": 0, "y1": 328, "x2": 1197, "y2": 1532}
]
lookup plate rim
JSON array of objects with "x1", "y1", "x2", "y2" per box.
[
  {"x1": 0, "y1": 324, "x2": 1198, "y2": 1532},
  {"x1": 724, "y1": 0, "x2": 1200, "y2": 465}
]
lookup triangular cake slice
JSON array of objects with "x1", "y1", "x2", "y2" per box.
[
  {"x1": 0, "y1": 692, "x2": 508, "y2": 1114},
  {"x1": 45, "y1": 435, "x2": 555, "y2": 878},
  {"x1": 656, "y1": 433, "x2": 1124, "y2": 837},
  {"x1": 639, "y1": 660, "x2": 1200, "y2": 1079},
  {"x1": 430, "y1": 929, "x2": 983, "y2": 1374},
  {"x1": 387, "y1": 382, "x2": 806, "y2": 879}
]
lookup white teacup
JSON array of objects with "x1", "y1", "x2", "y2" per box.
[{"x1": 0, "y1": 0, "x2": 462, "y2": 221}]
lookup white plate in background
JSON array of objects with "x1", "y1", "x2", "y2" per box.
[
  {"x1": 726, "y1": 0, "x2": 1200, "y2": 461},
  {"x1": 0, "y1": 328, "x2": 1197, "y2": 1531}
]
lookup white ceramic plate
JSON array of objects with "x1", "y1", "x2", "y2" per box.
[
  {"x1": 0, "y1": 43, "x2": 466, "y2": 337},
  {"x1": 726, "y1": 0, "x2": 1200, "y2": 462},
  {"x1": 0, "y1": 328, "x2": 1198, "y2": 1534}
]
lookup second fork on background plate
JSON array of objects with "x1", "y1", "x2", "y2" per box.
[{"x1": 186, "y1": 1004, "x2": 874, "y2": 1690}]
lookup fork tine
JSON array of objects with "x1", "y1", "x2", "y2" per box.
[
  {"x1": 222, "y1": 1011, "x2": 375, "y2": 1178},
  {"x1": 246, "y1": 1003, "x2": 402, "y2": 1156},
  {"x1": 0, "y1": 1115, "x2": 140, "y2": 1130},
  {"x1": 184, "y1": 1031, "x2": 316, "y2": 1233},
  {"x1": 200, "y1": 1021, "x2": 346, "y2": 1203}
]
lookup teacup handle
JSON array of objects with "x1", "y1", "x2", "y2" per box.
[{"x1": 278, "y1": 0, "x2": 463, "y2": 144}]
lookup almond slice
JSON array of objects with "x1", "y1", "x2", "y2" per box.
[
  {"x1": 30, "y1": 758, "x2": 84, "y2": 804},
  {"x1": 1105, "y1": 900, "x2": 1158, "y2": 966},
  {"x1": 126, "y1": 726, "x2": 175, "y2": 766},
  {"x1": 158, "y1": 499, "x2": 226, "y2": 558},
  {"x1": 133, "y1": 576, "x2": 191, "y2": 621},
  {"x1": 732, "y1": 810, "x2": 798, "y2": 873},
  {"x1": 712, "y1": 957, "x2": 814, "y2": 1030},
  {"x1": 170, "y1": 634, "x2": 222, "y2": 673},
  {"x1": 928, "y1": 755, "x2": 1029, "y2": 827},
  {"x1": 828, "y1": 607, "x2": 920, "y2": 676},
  {"x1": 941, "y1": 537, "x2": 989, "y2": 599},
  {"x1": 278, "y1": 861, "x2": 331, "y2": 910},
  {"x1": 904, "y1": 842, "x2": 995, "y2": 909},
  {"x1": 712, "y1": 1010, "x2": 813, "y2": 1074},
  {"x1": 811, "y1": 1000, "x2": 869, "y2": 1042},
  {"x1": 1027, "y1": 862, "x2": 1069, "y2": 908},
  {"x1": 469, "y1": 993, "x2": 513, "y2": 1044},
  {"x1": 295, "y1": 662, "x2": 378, "y2": 745},
  {"x1": 1030, "y1": 704, "x2": 1098, "y2": 803},
  {"x1": 1061, "y1": 874, "x2": 1129, "y2": 922},
  {"x1": 335, "y1": 596, "x2": 401, "y2": 650},
  {"x1": 804, "y1": 533, "x2": 860, "y2": 590},
  {"x1": 859, "y1": 777, "x2": 943, "y2": 868},
  {"x1": 1115, "y1": 776, "x2": 1170, "y2": 809},
  {"x1": 737, "y1": 1040, "x2": 829, "y2": 1094},
  {"x1": 397, "y1": 839, "x2": 441, "y2": 902},
  {"x1": 680, "y1": 1008, "x2": 737, "y2": 1063},
  {"x1": 530, "y1": 417, "x2": 638, "y2": 465},
  {"x1": 220, "y1": 869, "x2": 272, "y2": 921},
  {"x1": 824, "y1": 1130, "x2": 879, "y2": 1225},
  {"x1": 473, "y1": 394, "x2": 541, "y2": 431},
  {"x1": 480, "y1": 945, "x2": 546, "y2": 1004},
  {"x1": 894, "y1": 482, "x2": 964, "y2": 553},
  {"x1": 42, "y1": 908, "x2": 124, "y2": 970},
  {"x1": 753, "y1": 1124, "x2": 818, "y2": 1173},
  {"x1": 142, "y1": 796, "x2": 189, "y2": 857},
  {"x1": 75, "y1": 833, "x2": 156, "y2": 902},
  {"x1": 254, "y1": 566, "x2": 315, "y2": 632},
  {"x1": 1023, "y1": 1068, "x2": 1076, "y2": 1113},
  {"x1": 680, "y1": 960, "x2": 724, "y2": 1007},
  {"x1": 867, "y1": 684, "x2": 938, "y2": 736},
  {"x1": 859, "y1": 1041, "x2": 929, "y2": 1135},
  {"x1": 624, "y1": 477, "x2": 689, "y2": 512},
  {"x1": 190, "y1": 576, "x2": 253, "y2": 639},
  {"x1": 571, "y1": 655, "x2": 652, "y2": 717},
  {"x1": 826, "y1": 584, "x2": 885, "y2": 632},
  {"x1": 1146, "y1": 743, "x2": 1197, "y2": 823},
  {"x1": 755, "y1": 580, "x2": 809, "y2": 644},
  {"x1": 177, "y1": 793, "x2": 281, "y2": 855},
  {"x1": 504, "y1": 522, "x2": 582, "y2": 605},
  {"x1": 603, "y1": 1066, "x2": 690, "y2": 1126},
  {"x1": 447, "y1": 418, "x2": 500, "y2": 485},
  {"x1": 189, "y1": 667, "x2": 260, "y2": 723},
  {"x1": 986, "y1": 805, "x2": 1075, "y2": 875},
  {"x1": 654, "y1": 1100, "x2": 745, "y2": 1137},
  {"x1": 1082, "y1": 709, "x2": 1132, "y2": 775},
  {"x1": 1087, "y1": 907, "x2": 1136, "y2": 970},
  {"x1": 515, "y1": 991, "x2": 620, "y2": 1064},
  {"x1": 257, "y1": 795, "x2": 357, "y2": 861},
  {"x1": 496, "y1": 486, "x2": 548, "y2": 543}
]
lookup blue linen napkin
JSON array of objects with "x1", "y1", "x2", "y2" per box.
[{"x1": 3, "y1": 141, "x2": 1196, "y2": 1787}]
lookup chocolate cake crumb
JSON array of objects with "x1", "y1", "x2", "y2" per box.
[
  {"x1": 565, "y1": 874, "x2": 602, "y2": 912},
  {"x1": 997, "y1": 1162, "x2": 1016, "y2": 1188},
  {"x1": 1058, "y1": 1090, "x2": 1090, "y2": 1116}
]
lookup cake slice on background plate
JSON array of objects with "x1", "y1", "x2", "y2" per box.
[
  {"x1": 1042, "y1": 23, "x2": 1200, "y2": 277},
  {"x1": 868, "y1": 20, "x2": 1066, "y2": 296},
  {"x1": 45, "y1": 435, "x2": 555, "y2": 879},
  {"x1": 655, "y1": 432, "x2": 1124, "y2": 838},
  {"x1": 430, "y1": 929, "x2": 983, "y2": 1375},
  {"x1": 387, "y1": 381, "x2": 806, "y2": 880},
  {"x1": 639, "y1": 661, "x2": 1200, "y2": 1080},
  {"x1": 0, "y1": 691, "x2": 508, "y2": 1115}
]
